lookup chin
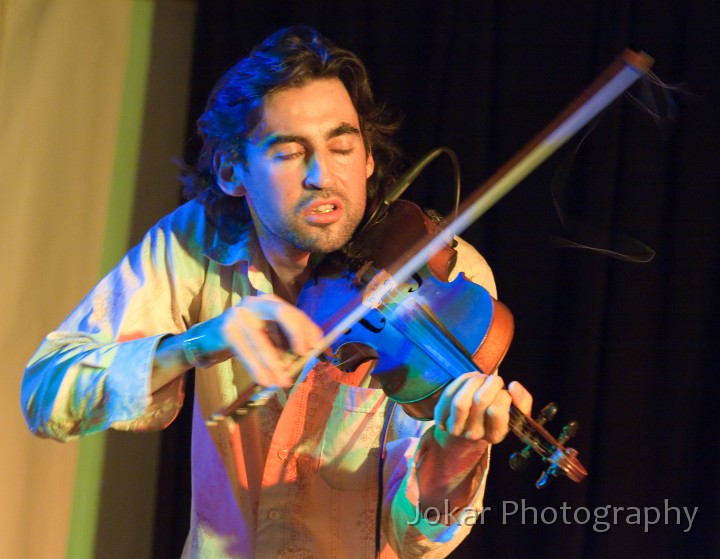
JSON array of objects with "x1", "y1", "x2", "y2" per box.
[
  {"x1": 303, "y1": 237, "x2": 347, "y2": 254},
  {"x1": 295, "y1": 229, "x2": 354, "y2": 254},
  {"x1": 291, "y1": 221, "x2": 358, "y2": 254}
]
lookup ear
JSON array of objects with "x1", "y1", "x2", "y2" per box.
[
  {"x1": 365, "y1": 149, "x2": 375, "y2": 179},
  {"x1": 213, "y1": 151, "x2": 246, "y2": 197}
]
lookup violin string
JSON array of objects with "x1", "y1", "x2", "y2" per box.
[{"x1": 508, "y1": 407, "x2": 556, "y2": 457}]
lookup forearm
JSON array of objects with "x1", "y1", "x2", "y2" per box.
[
  {"x1": 23, "y1": 334, "x2": 175, "y2": 440},
  {"x1": 379, "y1": 428, "x2": 490, "y2": 558},
  {"x1": 22, "y1": 326, "x2": 221, "y2": 440}
]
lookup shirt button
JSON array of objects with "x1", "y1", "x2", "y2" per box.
[
  {"x1": 268, "y1": 509, "x2": 281, "y2": 521},
  {"x1": 277, "y1": 448, "x2": 289, "y2": 460}
]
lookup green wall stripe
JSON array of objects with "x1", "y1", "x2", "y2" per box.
[{"x1": 66, "y1": 3, "x2": 155, "y2": 558}]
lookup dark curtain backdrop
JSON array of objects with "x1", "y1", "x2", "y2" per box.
[{"x1": 154, "y1": 2, "x2": 720, "y2": 558}]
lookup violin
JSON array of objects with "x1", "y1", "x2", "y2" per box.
[
  {"x1": 297, "y1": 198, "x2": 587, "y2": 488},
  {"x1": 208, "y1": 49, "x2": 654, "y2": 488}
]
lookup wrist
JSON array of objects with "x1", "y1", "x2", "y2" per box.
[
  {"x1": 182, "y1": 322, "x2": 231, "y2": 369},
  {"x1": 433, "y1": 425, "x2": 490, "y2": 460}
]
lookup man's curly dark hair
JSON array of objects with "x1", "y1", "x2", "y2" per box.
[{"x1": 181, "y1": 25, "x2": 402, "y2": 229}]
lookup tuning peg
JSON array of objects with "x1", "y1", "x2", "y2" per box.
[
  {"x1": 509, "y1": 448, "x2": 531, "y2": 470},
  {"x1": 509, "y1": 402, "x2": 558, "y2": 471},
  {"x1": 557, "y1": 420, "x2": 579, "y2": 445},
  {"x1": 535, "y1": 465, "x2": 557, "y2": 489},
  {"x1": 537, "y1": 402, "x2": 558, "y2": 424}
]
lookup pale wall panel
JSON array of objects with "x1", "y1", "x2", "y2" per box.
[{"x1": 0, "y1": 2, "x2": 133, "y2": 558}]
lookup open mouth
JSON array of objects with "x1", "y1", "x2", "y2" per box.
[
  {"x1": 311, "y1": 203, "x2": 336, "y2": 214},
  {"x1": 305, "y1": 198, "x2": 343, "y2": 225}
]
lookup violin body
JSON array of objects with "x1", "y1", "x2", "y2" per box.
[
  {"x1": 296, "y1": 199, "x2": 587, "y2": 486},
  {"x1": 297, "y1": 200, "x2": 514, "y2": 419}
]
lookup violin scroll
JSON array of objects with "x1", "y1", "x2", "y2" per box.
[{"x1": 509, "y1": 402, "x2": 588, "y2": 488}]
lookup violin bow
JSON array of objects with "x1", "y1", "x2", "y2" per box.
[
  {"x1": 384, "y1": 50, "x2": 654, "y2": 290},
  {"x1": 208, "y1": 50, "x2": 654, "y2": 425}
]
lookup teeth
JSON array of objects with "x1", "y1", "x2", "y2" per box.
[{"x1": 312, "y1": 204, "x2": 335, "y2": 214}]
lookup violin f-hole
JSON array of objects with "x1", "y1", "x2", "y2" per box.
[
  {"x1": 358, "y1": 316, "x2": 386, "y2": 334},
  {"x1": 333, "y1": 342, "x2": 379, "y2": 373}
]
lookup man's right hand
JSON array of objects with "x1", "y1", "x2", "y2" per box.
[
  {"x1": 216, "y1": 294, "x2": 324, "y2": 388},
  {"x1": 152, "y1": 295, "x2": 323, "y2": 393}
]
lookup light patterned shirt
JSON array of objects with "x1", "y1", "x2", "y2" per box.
[{"x1": 22, "y1": 199, "x2": 497, "y2": 558}]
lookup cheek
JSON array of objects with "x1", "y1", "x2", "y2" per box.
[
  {"x1": 248, "y1": 167, "x2": 288, "y2": 200},
  {"x1": 266, "y1": 165, "x2": 303, "y2": 193},
  {"x1": 247, "y1": 170, "x2": 298, "y2": 218}
]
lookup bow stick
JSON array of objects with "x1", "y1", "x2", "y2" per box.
[{"x1": 208, "y1": 49, "x2": 654, "y2": 424}]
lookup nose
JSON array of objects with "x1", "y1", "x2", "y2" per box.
[{"x1": 304, "y1": 152, "x2": 335, "y2": 190}]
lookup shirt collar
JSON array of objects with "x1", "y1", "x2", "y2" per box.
[
  {"x1": 203, "y1": 219, "x2": 275, "y2": 295},
  {"x1": 202, "y1": 217, "x2": 254, "y2": 266}
]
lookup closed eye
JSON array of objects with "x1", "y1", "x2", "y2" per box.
[{"x1": 274, "y1": 151, "x2": 305, "y2": 161}]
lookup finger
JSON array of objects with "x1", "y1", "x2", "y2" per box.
[
  {"x1": 227, "y1": 334, "x2": 282, "y2": 387},
  {"x1": 508, "y1": 381, "x2": 533, "y2": 416},
  {"x1": 223, "y1": 306, "x2": 292, "y2": 387},
  {"x1": 272, "y1": 304, "x2": 324, "y2": 355},
  {"x1": 241, "y1": 295, "x2": 323, "y2": 355},
  {"x1": 483, "y1": 389, "x2": 512, "y2": 444},
  {"x1": 463, "y1": 374, "x2": 506, "y2": 440},
  {"x1": 222, "y1": 331, "x2": 278, "y2": 387},
  {"x1": 433, "y1": 372, "x2": 477, "y2": 430},
  {"x1": 444, "y1": 374, "x2": 488, "y2": 437},
  {"x1": 239, "y1": 295, "x2": 323, "y2": 386}
]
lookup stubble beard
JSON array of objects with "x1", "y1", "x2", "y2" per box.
[
  {"x1": 249, "y1": 189, "x2": 366, "y2": 256},
  {"x1": 283, "y1": 210, "x2": 361, "y2": 254},
  {"x1": 279, "y1": 188, "x2": 365, "y2": 254}
]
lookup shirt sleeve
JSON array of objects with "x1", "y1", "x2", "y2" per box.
[
  {"x1": 381, "y1": 426, "x2": 490, "y2": 559},
  {"x1": 21, "y1": 208, "x2": 205, "y2": 441},
  {"x1": 379, "y1": 238, "x2": 497, "y2": 558}
]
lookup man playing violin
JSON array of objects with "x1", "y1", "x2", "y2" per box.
[{"x1": 22, "y1": 26, "x2": 532, "y2": 558}]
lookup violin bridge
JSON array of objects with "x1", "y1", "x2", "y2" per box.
[
  {"x1": 351, "y1": 261, "x2": 378, "y2": 288},
  {"x1": 359, "y1": 267, "x2": 399, "y2": 310}
]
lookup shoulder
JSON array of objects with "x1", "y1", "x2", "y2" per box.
[
  {"x1": 157, "y1": 198, "x2": 210, "y2": 235},
  {"x1": 113, "y1": 200, "x2": 220, "y2": 276},
  {"x1": 450, "y1": 236, "x2": 497, "y2": 297},
  {"x1": 146, "y1": 199, "x2": 217, "y2": 255}
]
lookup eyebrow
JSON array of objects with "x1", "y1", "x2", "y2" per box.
[
  {"x1": 326, "y1": 122, "x2": 361, "y2": 140},
  {"x1": 262, "y1": 122, "x2": 361, "y2": 149}
]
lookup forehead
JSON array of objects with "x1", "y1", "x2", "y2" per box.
[{"x1": 255, "y1": 78, "x2": 360, "y2": 137}]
